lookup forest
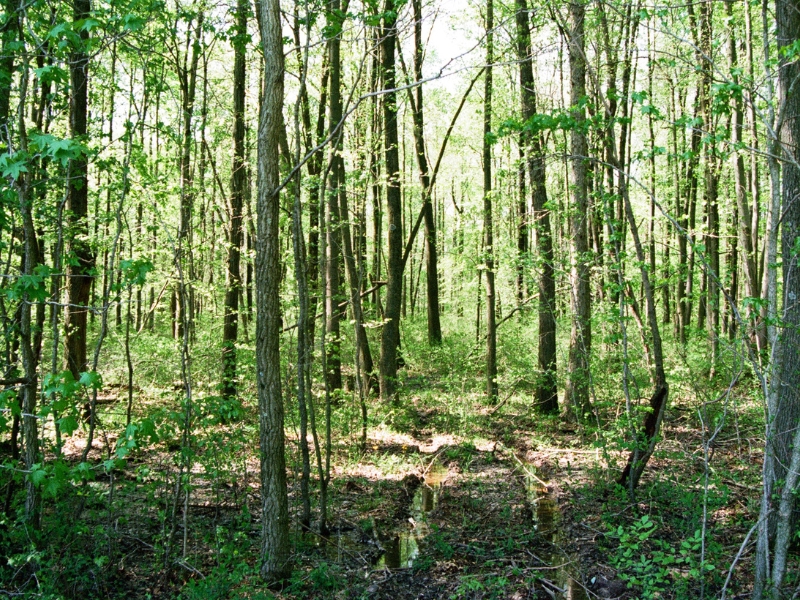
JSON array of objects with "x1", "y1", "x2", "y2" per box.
[{"x1": 1, "y1": 0, "x2": 800, "y2": 597}]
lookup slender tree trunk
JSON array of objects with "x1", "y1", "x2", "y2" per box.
[
  {"x1": 754, "y1": 1, "x2": 800, "y2": 595},
  {"x1": 13, "y1": 53, "x2": 40, "y2": 524},
  {"x1": 325, "y1": 0, "x2": 345, "y2": 395},
  {"x1": 482, "y1": 0, "x2": 498, "y2": 403},
  {"x1": 408, "y1": 0, "x2": 442, "y2": 345},
  {"x1": 379, "y1": 0, "x2": 403, "y2": 403},
  {"x1": 516, "y1": 0, "x2": 557, "y2": 412},
  {"x1": 255, "y1": 0, "x2": 290, "y2": 580},
  {"x1": 617, "y1": 177, "x2": 669, "y2": 493},
  {"x1": 64, "y1": 0, "x2": 94, "y2": 380},
  {"x1": 727, "y1": 0, "x2": 758, "y2": 310},
  {"x1": 177, "y1": 13, "x2": 203, "y2": 340},
  {"x1": 221, "y1": 0, "x2": 248, "y2": 401},
  {"x1": 565, "y1": 0, "x2": 592, "y2": 418},
  {"x1": 0, "y1": 0, "x2": 15, "y2": 151}
]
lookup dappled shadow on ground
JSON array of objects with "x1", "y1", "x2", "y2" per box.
[{"x1": 9, "y1": 384, "x2": 762, "y2": 599}]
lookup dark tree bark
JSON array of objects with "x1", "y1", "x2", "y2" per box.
[
  {"x1": 327, "y1": 0, "x2": 374, "y2": 392},
  {"x1": 64, "y1": 0, "x2": 94, "y2": 380},
  {"x1": 379, "y1": 0, "x2": 403, "y2": 403},
  {"x1": 255, "y1": 0, "x2": 290, "y2": 581},
  {"x1": 516, "y1": 0, "x2": 557, "y2": 413},
  {"x1": 221, "y1": 0, "x2": 248, "y2": 400},
  {"x1": 324, "y1": 1, "x2": 347, "y2": 395}
]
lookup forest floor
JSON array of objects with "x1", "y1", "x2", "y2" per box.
[{"x1": 54, "y1": 372, "x2": 764, "y2": 600}]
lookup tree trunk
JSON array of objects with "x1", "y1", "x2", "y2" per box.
[
  {"x1": 379, "y1": 0, "x2": 403, "y2": 403},
  {"x1": 221, "y1": 0, "x2": 248, "y2": 401},
  {"x1": 754, "y1": 1, "x2": 800, "y2": 595},
  {"x1": 177, "y1": 12, "x2": 203, "y2": 340},
  {"x1": 408, "y1": 0, "x2": 442, "y2": 346},
  {"x1": 482, "y1": 0, "x2": 498, "y2": 403},
  {"x1": 516, "y1": 0, "x2": 557, "y2": 413},
  {"x1": 565, "y1": 0, "x2": 592, "y2": 419},
  {"x1": 63, "y1": 0, "x2": 93, "y2": 381},
  {"x1": 255, "y1": 0, "x2": 290, "y2": 581}
]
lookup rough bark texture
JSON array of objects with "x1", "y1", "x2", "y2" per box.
[
  {"x1": 221, "y1": 0, "x2": 247, "y2": 400},
  {"x1": 379, "y1": 0, "x2": 403, "y2": 403},
  {"x1": 64, "y1": 0, "x2": 94, "y2": 380},
  {"x1": 255, "y1": 0, "x2": 290, "y2": 581},
  {"x1": 754, "y1": 1, "x2": 800, "y2": 595},
  {"x1": 565, "y1": 0, "x2": 592, "y2": 418},
  {"x1": 516, "y1": 0, "x2": 557, "y2": 413}
]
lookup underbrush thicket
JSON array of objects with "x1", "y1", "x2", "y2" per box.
[{"x1": 0, "y1": 307, "x2": 770, "y2": 598}]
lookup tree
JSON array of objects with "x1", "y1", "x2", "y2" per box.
[
  {"x1": 754, "y1": 0, "x2": 800, "y2": 595},
  {"x1": 515, "y1": 0, "x2": 557, "y2": 413},
  {"x1": 324, "y1": 0, "x2": 344, "y2": 395},
  {"x1": 564, "y1": 0, "x2": 591, "y2": 419},
  {"x1": 409, "y1": 0, "x2": 442, "y2": 346},
  {"x1": 379, "y1": 0, "x2": 403, "y2": 403},
  {"x1": 255, "y1": 0, "x2": 290, "y2": 581},
  {"x1": 483, "y1": 0, "x2": 497, "y2": 404},
  {"x1": 221, "y1": 0, "x2": 248, "y2": 400},
  {"x1": 64, "y1": 0, "x2": 94, "y2": 381}
]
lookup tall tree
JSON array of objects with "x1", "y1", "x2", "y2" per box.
[
  {"x1": 409, "y1": 0, "x2": 442, "y2": 345},
  {"x1": 565, "y1": 0, "x2": 592, "y2": 418},
  {"x1": 379, "y1": 0, "x2": 403, "y2": 402},
  {"x1": 483, "y1": 0, "x2": 498, "y2": 403},
  {"x1": 328, "y1": 0, "x2": 374, "y2": 392},
  {"x1": 516, "y1": 0, "x2": 557, "y2": 413},
  {"x1": 324, "y1": 0, "x2": 344, "y2": 395},
  {"x1": 255, "y1": 0, "x2": 290, "y2": 581},
  {"x1": 754, "y1": 0, "x2": 800, "y2": 594},
  {"x1": 175, "y1": 11, "x2": 203, "y2": 340},
  {"x1": 221, "y1": 0, "x2": 248, "y2": 400},
  {"x1": 64, "y1": 0, "x2": 94, "y2": 381}
]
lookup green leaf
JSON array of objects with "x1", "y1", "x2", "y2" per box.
[
  {"x1": 30, "y1": 466, "x2": 47, "y2": 487},
  {"x1": 58, "y1": 415, "x2": 79, "y2": 436},
  {"x1": 0, "y1": 151, "x2": 29, "y2": 179},
  {"x1": 79, "y1": 371, "x2": 102, "y2": 391}
]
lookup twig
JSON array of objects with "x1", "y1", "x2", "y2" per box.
[{"x1": 509, "y1": 450, "x2": 550, "y2": 489}]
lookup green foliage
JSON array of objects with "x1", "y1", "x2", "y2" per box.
[{"x1": 609, "y1": 516, "x2": 716, "y2": 598}]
